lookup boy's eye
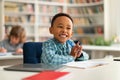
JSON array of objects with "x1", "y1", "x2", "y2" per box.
[
  {"x1": 67, "y1": 27, "x2": 71, "y2": 30},
  {"x1": 67, "y1": 26, "x2": 72, "y2": 30},
  {"x1": 57, "y1": 25, "x2": 63, "y2": 28}
]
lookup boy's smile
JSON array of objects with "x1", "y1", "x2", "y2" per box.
[
  {"x1": 50, "y1": 16, "x2": 73, "y2": 43},
  {"x1": 59, "y1": 33, "x2": 68, "y2": 38}
]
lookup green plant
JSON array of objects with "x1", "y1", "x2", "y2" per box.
[{"x1": 89, "y1": 37, "x2": 112, "y2": 46}]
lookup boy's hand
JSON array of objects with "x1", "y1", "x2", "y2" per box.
[
  {"x1": 70, "y1": 42, "x2": 82, "y2": 59},
  {"x1": 0, "y1": 47, "x2": 7, "y2": 53},
  {"x1": 16, "y1": 48, "x2": 23, "y2": 54}
]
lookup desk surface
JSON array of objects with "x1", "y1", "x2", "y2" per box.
[
  {"x1": 0, "y1": 59, "x2": 120, "y2": 80},
  {"x1": 83, "y1": 45, "x2": 120, "y2": 51}
]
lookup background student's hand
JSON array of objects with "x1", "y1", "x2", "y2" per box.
[
  {"x1": 70, "y1": 42, "x2": 82, "y2": 59},
  {"x1": 0, "y1": 47, "x2": 7, "y2": 53},
  {"x1": 15, "y1": 48, "x2": 23, "y2": 54}
]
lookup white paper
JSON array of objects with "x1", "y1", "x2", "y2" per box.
[
  {"x1": 0, "y1": 52, "x2": 12, "y2": 56},
  {"x1": 64, "y1": 60, "x2": 109, "y2": 69}
]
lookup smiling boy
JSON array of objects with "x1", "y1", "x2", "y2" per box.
[{"x1": 41, "y1": 13, "x2": 89, "y2": 65}]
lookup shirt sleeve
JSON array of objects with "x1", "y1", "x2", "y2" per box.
[
  {"x1": 0, "y1": 42, "x2": 2, "y2": 47},
  {"x1": 41, "y1": 41, "x2": 74, "y2": 65},
  {"x1": 0, "y1": 41, "x2": 4, "y2": 47},
  {"x1": 17, "y1": 43, "x2": 24, "y2": 49}
]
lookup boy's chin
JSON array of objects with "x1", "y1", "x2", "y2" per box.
[
  {"x1": 59, "y1": 40, "x2": 67, "y2": 43},
  {"x1": 55, "y1": 37, "x2": 68, "y2": 43},
  {"x1": 10, "y1": 42, "x2": 18, "y2": 45}
]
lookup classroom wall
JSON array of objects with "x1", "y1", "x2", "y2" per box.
[{"x1": 109, "y1": 0, "x2": 120, "y2": 40}]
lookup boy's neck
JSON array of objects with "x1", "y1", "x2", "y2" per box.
[{"x1": 53, "y1": 38, "x2": 66, "y2": 44}]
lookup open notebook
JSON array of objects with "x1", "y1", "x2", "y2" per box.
[
  {"x1": 4, "y1": 63, "x2": 64, "y2": 72},
  {"x1": 64, "y1": 60, "x2": 109, "y2": 69},
  {"x1": 0, "y1": 52, "x2": 12, "y2": 56},
  {"x1": 0, "y1": 52, "x2": 22, "y2": 56}
]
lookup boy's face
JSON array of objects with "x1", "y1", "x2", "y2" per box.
[
  {"x1": 50, "y1": 16, "x2": 73, "y2": 43},
  {"x1": 10, "y1": 36, "x2": 20, "y2": 45}
]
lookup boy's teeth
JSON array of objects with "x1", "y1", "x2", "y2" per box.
[{"x1": 60, "y1": 35, "x2": 66, "y2": 37}]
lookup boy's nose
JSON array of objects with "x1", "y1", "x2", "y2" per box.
[{"x1": 62, "y1": 28, "x2": 67, "y2": 32}]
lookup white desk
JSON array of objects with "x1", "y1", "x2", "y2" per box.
[
  {"x1": 83, "y1": 45, "x2": 120, "y2": 59},
  {"x1": 0, "y1": 59, "x2": 120, "y2": 80},
  {"x1": 0, "y1": 54, "x2": 23, "y2": 66},
  {"x1": 83, "y1": 45, "x2": 120, "y2": 51}
]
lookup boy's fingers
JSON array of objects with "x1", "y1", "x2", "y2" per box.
[
  {"x1": 77, "y1": 41, "x2": 80, "y2": 46},
  {"x1": 74, "y1": 48, "x2": 78, "y2": 53},
  {"x1": 77, "y1": 53, "x2": 81, "y2": 57},
  {"x1": 80, "y1": 46, "x2": 82, "y2": 50}
]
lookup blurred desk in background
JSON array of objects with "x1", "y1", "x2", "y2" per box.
[
  {"x1": 0, "y1": 53, "x2": 23, "y2": 66},
  {"x1": 83, "y1": 45, "x2": 120, "y2": 59}
]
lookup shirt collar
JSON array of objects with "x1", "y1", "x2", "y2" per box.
[{"x1": 52, "y1": 38, "x2": 67, "y2": 48}]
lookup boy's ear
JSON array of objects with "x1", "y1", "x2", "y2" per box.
[{"x1": 49, "y1": 27, "x2": 53, "y2": 34}]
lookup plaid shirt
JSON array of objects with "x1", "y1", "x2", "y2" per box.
[{"x1": 41, "y1": 38, "x2": 89, "y2": 65}]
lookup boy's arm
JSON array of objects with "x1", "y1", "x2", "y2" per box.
[{"x1": 0, "y1": 41, "x2": 7, "y2": 53}]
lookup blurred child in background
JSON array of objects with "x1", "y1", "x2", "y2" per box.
[{"x1": 0, "y1": 25, "x2": 26, "y2": 54}]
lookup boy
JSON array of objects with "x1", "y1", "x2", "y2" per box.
[
  {"x1": 41, "y1": 13, "x2": 89, "y2": 65},
  {"x1": 0, "y1": 25, "x2": 26, "y2": 54}
]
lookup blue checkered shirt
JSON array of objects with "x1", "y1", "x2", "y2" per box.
[{"x1": 41, "y1": 38, "x2": 89, "y2": 65}]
